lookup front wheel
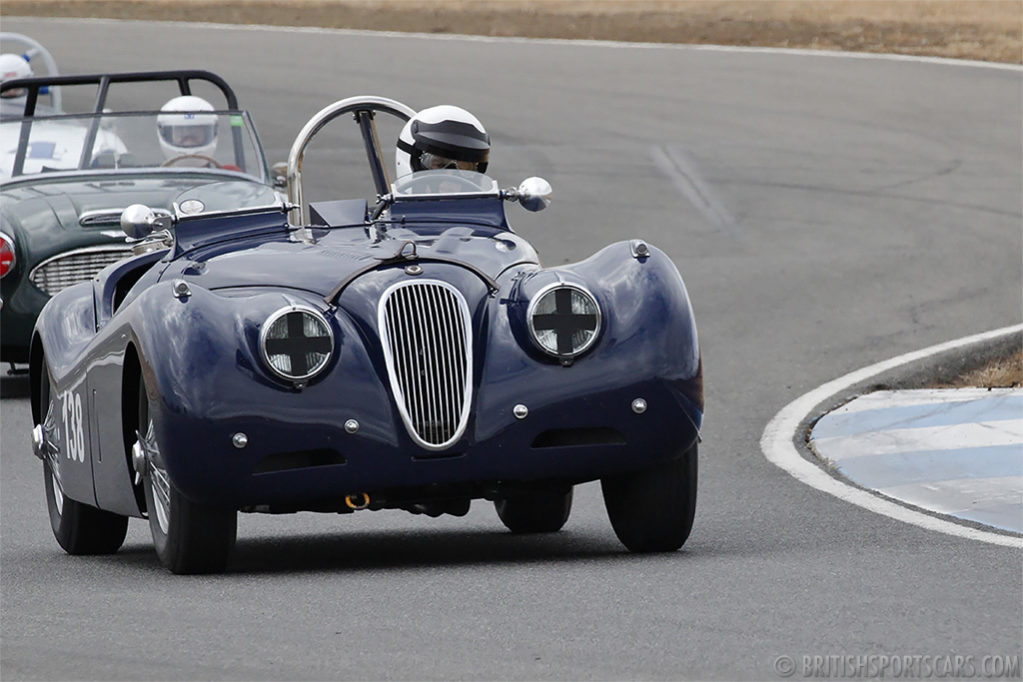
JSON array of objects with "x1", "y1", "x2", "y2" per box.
[
  {"x1": 138, "y1": 383, "x2": 236, "y2": 574},
  {"x1": 39, "y1": 363, "x2": 127, "y2": 554},
  {"x1": 495, "y1": 487, "x2": 573, "y2": 533},
  {"x1": 601, "y1": 443, "x2": 698, "y2": 552}
]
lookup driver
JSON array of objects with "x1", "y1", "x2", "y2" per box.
[
  {"x1": 395, "y1": 105, "x2": 489, "y2": 178},
  {"x1": 156, "y1": 95, "x2": 218, "y2": 166},
  {"x1": 0, "y1": 53, "x2": 33, "y2": 100}
]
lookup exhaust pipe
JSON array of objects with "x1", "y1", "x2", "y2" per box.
[{"x1": 344, "y1": 492, "x2": 370, "y2": 510}]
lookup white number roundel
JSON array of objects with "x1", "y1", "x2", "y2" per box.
[{"x1": 61, "y1": 391, "x2": 86, "y2": 463}]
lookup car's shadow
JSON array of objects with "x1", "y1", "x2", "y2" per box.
[
  {"x1": 110, "y1": 526, "x2": 672, "y2": 576},
  {"x1": 1, "y1": 373, "x2": 31, "y2": 399},
  {"x1": 232, "y1": 528, "x2": 630, "y2": 575}
]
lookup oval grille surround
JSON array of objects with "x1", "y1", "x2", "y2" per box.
[{"x1": 378, "y1": 280, "x2": 473, "y2": 450}]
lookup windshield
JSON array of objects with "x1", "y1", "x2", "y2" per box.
[
  {"x1": 0, "y1": 110, "x2": 268, "y2": 182},
  {"x1": 392, "y1": 169, "x2": 500, "y2": 199}
]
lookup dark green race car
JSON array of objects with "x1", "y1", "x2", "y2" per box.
[{"x1": 1, "y1": 69, "x2": 272, "y2": 363}]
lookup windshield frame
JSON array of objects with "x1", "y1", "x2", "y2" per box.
[
  {"x1": 0, "y1": 109, "x2": 269, "y2": 183},
  {"x1": 0, "y1": 69, "x2": 269, "y2": 183}
]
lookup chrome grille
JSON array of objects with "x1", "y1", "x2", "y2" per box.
[
  {"x1": 379, "y1": 280, "x2": 473, "y2": 450},
  {"x1": 30, "y1": 246, "x2": 133, "y2": 295}
]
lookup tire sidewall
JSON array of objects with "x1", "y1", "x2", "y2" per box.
[{"x1": 143, "y1": 470, "x2": 172, "y2": 563}]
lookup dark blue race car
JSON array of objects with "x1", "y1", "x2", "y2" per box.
[{"x1": 30, "y1": 96, "x2": 703, "y2": 574}]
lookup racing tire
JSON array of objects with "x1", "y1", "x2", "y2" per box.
[
  {"x1": 44, "y1": 460, "x2": 129, "y2": 555},
  {"x1": 138, "y1": 383, "x2": 236, "y2": 574},
  {"x1": 601, "y1": 442, "x2": 697, "y2": 553},
  {"x1": 39, "y1": 365, "x2": 128, "y2": 555},
  {"x1": 495, "y1": 487, "x2": 573, "y2": 533}
]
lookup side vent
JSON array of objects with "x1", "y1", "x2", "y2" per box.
[{"x1": 531, "y1": 428, "x2": 627, "y2": 448}]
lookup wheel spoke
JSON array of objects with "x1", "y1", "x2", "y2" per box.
[{"x1": 139, "y1": 418, "x2": 171, "y2": 535}]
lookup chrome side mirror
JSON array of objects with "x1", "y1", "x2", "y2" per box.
[
  {"x1": 516, "y1": 177, "x2": 552, "y2": 212},
  {"x1": 121, "y1": 204, "x2": 159, "y2": 240},
  {"x1": 121, "y1": 204, "x2": 173, "y2": 255}
]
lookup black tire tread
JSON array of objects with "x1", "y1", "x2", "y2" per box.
[
  {"x1": 601, "y1": 443, "x2": 698, "y2": 553},
  {"x1": 495, "y1": 487, "x2": 573, "y2": 534},
  {"x1": 45, "y1": 464, "x2": 129, "y2": 555}
]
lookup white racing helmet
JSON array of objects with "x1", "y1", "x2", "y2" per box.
[
  {"x1": 395, "y1": 105, "x2": 489, "y2": 178},
  {"x1": 0, "y1": 53, "x2": 33, "y2": 99},
  {"x1": 157, "y1": 95, "x2": 218, "y2": 164}
]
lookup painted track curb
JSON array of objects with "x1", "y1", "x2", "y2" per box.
[{"x1": 761, "y1": 324, "x2": 1023, "y2": 548}]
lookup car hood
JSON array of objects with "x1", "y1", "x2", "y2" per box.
[
  {"x1": 1, "y1": 175, "x2": 234, "y2": 239},
  {"x1": 172, "y1": 223, "x2": 541, "y2": 299}
]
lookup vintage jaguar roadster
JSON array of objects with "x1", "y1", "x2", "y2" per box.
[{"x1": 29, "y1": 96, "x2": 703, "y2": 573}]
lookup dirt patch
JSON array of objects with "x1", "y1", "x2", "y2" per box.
[
  {"x1": 4, "y1": 0, "x2": 1021, "y2": 64},
  {"x1": 940, "y1": 347, "x2": 1023, "y2": 388}
]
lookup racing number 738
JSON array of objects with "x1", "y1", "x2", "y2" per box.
[{"x1": 61, "y1": 391, "x2": 85, "y2": 463}]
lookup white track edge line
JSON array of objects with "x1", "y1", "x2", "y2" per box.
[
  {"x1": 760, "y1": 323, "x2": 1023, "y2": 548},
  {"x1": 6, "y1": 16, "x2": 1022, "y2": 72}
]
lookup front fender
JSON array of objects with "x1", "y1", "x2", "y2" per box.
[{"x1": 476, "y1": 240, "x2": 702, "y2": 441}]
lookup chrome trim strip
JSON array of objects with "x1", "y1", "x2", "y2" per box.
[
  {"x1": 258, "y1": 304, "x2": 335, "y2": 384},
  {"x1": 378, "y1": 279, "x2": 473, "y2": 451},
  {"x1": 526, "y1": 282, "x2": 602, "y2": 359},
  {"x1": 173, "y1": 197, "x2": 286, "y2": 221}
]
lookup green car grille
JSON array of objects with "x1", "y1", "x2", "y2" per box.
[{"x1": 30, "y1": 246, "x2": 134, "y2": 296}]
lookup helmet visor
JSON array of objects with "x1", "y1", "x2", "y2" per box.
[
  {"x1": 418, "y1": 151, "x2": 478, "y2": 172},
  {"x1": 159, "y1": 123, "x2": 216, "y2": 149}
]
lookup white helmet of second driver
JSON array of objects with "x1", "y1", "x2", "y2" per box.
[
  {"x1": 156, "y1": 95, "x2": 218, "y2": 164},
  {"x1": 395, "y1": 105, "x2": 490, "y2": 179},
  {"x1": 0, "y1": 53, "x2": 33, "y2": 99}
]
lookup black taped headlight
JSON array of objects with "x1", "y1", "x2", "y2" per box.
[
  {"x1": 527, "y1": 283, "x2": 601, "y2": 360},
  {"x1": 259, "y1": 305, "x2": 334, "y2": 383}
]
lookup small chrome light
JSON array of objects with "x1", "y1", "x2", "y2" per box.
[
  {"x1": 513, "y1": 404, "x2": 528, "y2": 420},
  {"x1": 527, "y1": 283, "x2": 601, "y2": 359},
  {"x1": 232, "y1": 433, "x2": 248, "y2": 449},
  {"x1": 631, "y1": 398, "x2": 647, "y2": 414},
  {"x1": 344, "y1": 419, "x2": 359, "y2": 434},
  {"x1": 260, "y1": 305, "x2": 334, "y2": 383}
]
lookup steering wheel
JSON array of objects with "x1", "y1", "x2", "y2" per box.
[{"x1": 161, "y1": 154, "x2": 222, "y2": 168}]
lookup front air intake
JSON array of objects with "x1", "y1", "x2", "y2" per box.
[{"x1": 378, "y1": 280, "x2": 473, "y2": 450}]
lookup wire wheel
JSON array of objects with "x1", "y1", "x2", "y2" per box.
[{"x1": 138, "y1": 380, "x2": 237, "y2": 574}]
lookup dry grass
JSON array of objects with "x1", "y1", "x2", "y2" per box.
[
  {"x1": 3, "y1": 0, "x2": 1021, "y2": 63},
  {"x1": 942, "y1": 348, "x2": 1023, "y2": 388}
]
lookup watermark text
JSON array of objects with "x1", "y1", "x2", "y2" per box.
[{"x1": 773, "y1": 654, "x2": 1021, "y2": 679}]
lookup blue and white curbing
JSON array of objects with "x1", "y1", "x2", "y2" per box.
[
  {"x1": 810, "y1": 388, "x2": 1023, "y2": 534},
  {"x1": 762, "y1": 324, "x2": 1023, "y2": 547}
]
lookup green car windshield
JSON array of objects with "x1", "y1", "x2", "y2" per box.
[{"x1": 0, "y1": 110, "x2": 268, "y2": 183}]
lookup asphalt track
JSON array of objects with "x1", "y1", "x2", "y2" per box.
[{"x1": 1, "y1": 17, "x2": 1021, "y2": 681}]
